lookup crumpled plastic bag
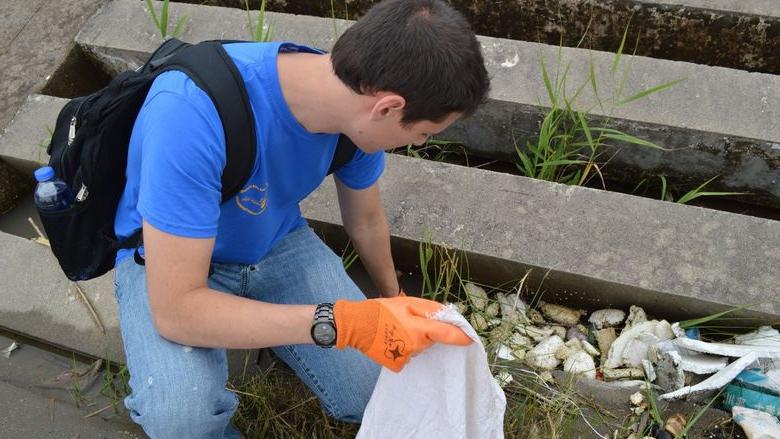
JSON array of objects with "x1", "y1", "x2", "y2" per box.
[{"x1": 357, "y1": 304, "x2": 506, "y2": 439}]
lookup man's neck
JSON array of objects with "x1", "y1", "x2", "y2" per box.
[{"x1": 276, "y1": 53, "x2": 360, "y2": 134}]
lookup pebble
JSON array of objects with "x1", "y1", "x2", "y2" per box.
[
  {"x1": 527, "y1": 309, "x2": 546, "y2": 325},
  {"x1": 602, "y1": 367, "x2": 645, "y2": 381},
  {"x1": 464, "y1": 283, "x2": 489, "y2": 311},
  {"x1": 526, "y1": 335, "x2": 565, "y2": 370},
  {"x1": 588, "y1": 309, "x2": 626, "y2": 329},
  {"x1": 566, "y1": 326, "x2": 588, "y2": 342},
  {"x1": 563, "y1": 351, "x2": 596, "y2": 379},
  {"x1": 470, "y1": 313, "x2": 489, "y2": 332},
  {"x1": 496, "y1": 292, "x2": 528, "y2": 323},
  {"x1": 664, "y1": 413, "x2": 686, "y2": 437},
  {"x1": 581, "y1": 340, "x2": 600, "y2": 357},
  {"x1": 539, "y1": 302, "x2": 585, "y2": 325}
]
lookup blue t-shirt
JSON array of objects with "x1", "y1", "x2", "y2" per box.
[{"x1": 114, "y1": 42, "x2": 385, "y2": 264}]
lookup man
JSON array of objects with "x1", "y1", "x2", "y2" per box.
[{"x1": 112, "y1": 0, "x2": 490, "y2": 437}]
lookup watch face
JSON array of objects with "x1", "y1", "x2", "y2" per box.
[{"x1": 313, "y1": 323, "x2": 336, "y2": 345}]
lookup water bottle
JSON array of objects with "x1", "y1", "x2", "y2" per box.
[{"x1": 33, "y1": 166, "x2": 73, "y2": 211}]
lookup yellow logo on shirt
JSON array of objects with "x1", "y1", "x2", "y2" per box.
[{"x1": 235, "y1": 183, "x2": 268, "y2": 215}]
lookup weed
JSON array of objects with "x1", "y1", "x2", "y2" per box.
[
  {"x1": 230, "y1": 363, "x2": 358, "y2": 438},
  {"x1": 418, "y1": 235, "x2": 463, "y2": 303},
  {"x1": 516, "y1": 24, "x2": 681, "y2": 187},
  {"x1": 340, "y1": 240, "x2": 359, "y2": 270},
  {"x1": 144, "y1": 0, "x2": 187, "y2": 39},
  {"x1": 675, "y1": 176, "x2": 746, "y2": 205},
  {"x1": 245, "y1": 0, "x2": 272, "y2": 42},
  {"x1": 635, "y1": 174, "x2": 748, "y2": 205}
]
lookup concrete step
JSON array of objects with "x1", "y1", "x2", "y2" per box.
[
  {"x1": 2, "y1": 94, "x2": 777, "y2": 331},
  {"x1": 0, "y1": 334, "x2": 143, "y2": 438},
  {"x1": 0, "y1": 0, "x2": 107, "y2": 132},
  {"x1": 70, "y1": 0, "x2": 780, "y2": 209},
  {"x1": 180, "y1": 0, "x2": 780, "y2": 74}
]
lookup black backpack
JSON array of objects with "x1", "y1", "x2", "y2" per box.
[{"x1": 39, "y1": 38, "x2": 356, "y2": 281}]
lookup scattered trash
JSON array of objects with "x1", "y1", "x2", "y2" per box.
[
  {"x1": 594, "y1": 327, "x2": 617, "y2": 361},
  {"x1": 653, "y1": 349, "x2": 686, "y2": 393},
  {"x1": 660, "y1": 352, "x2": 758, "y2": 400},
  {"x1": 588, "y1": 309, "x2": 626, "y2": 329},
  {"x1": 732, "y1": 406, "x2": 780, "y2": 439},
  {"x1": 734, "y1": 326, "x2": 780, "y2": 348},
  {"x1": 723, "y1": 369, "x2": 780, "y2": 416},
  {"x1": 630, "y1": 391, "x2": 644, "y2": 406},
  {"x1": 1, "y1": 341, "x2": 21, "y2": 358},
  {"x1": 494, "y1": 370, "x2": 513, "y2": 388},
  {"x1": 604, "y1": 320, "x2": 674, "y2": 369},
  {"x1": 664, "y1": 413, "x2": 686, "y2": 437},
  {"x1": 624, "y1": 305, "x2": 647, "y2": 328},
  {"x1": 673, "y1": 338, "x2": 780, "y2": 359}
]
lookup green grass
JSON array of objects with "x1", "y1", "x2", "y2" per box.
[
  {"x1": 634, "y1": 174, "x2": 748, "y2": 204},
  {"x1": 245, "y1": 0, "x2": 272, "y2": 42},
  {"x1": 144, "y1": 0, "x2": 187, "y2": 39}
]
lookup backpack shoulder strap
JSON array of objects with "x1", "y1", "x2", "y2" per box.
[
  {"x1": 328, "y1": 134, "x2": 358, "y2": 175},
  {"x1": 158, "y1": 41, "x2": 256, "y2": 203}
]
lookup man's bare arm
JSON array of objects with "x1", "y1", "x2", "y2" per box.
[
  {"x1": 335, "y1": 179, "x2": 400, "y2": 297},
  {"x1": 143, "y1": 220, "x2": 316, "y2": 348}
]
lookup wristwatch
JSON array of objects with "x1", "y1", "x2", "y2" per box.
[{"x1": 311, "y1": 303, "x2": 337, "y2": 348}]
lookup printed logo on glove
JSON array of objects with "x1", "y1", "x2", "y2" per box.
[{"x1": 334, "y1": 297, "x2": 472, "y2": 372}]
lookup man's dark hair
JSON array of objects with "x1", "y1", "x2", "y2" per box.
[{"x1": 331, "y1": 0, "x2": 490, "y2": 125}]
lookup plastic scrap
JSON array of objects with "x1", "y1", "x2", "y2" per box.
[
  {"x1": 660, "y1": 352, "x2": 757, "y2": 400},
  {"x1": 732, "y1": 406, "x2": 780, "y2": 439},
  {"x1": 1, "y1": 341, "x2": 20, "y2": 358},
  {"x1": 673, "y1": 338, "x2": 780, "y2": 359},
  {"x1": 723, "y1": 369, "x2": 780, "y2": 416}
]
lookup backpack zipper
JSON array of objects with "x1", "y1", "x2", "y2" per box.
[{"x1": 64, "y1": 97, "x2": 91, "y2": 202}]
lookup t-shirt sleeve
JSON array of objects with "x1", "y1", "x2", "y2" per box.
[
  {"x1": 334, "y1": 148, "x2": 385, "y2": 190},
  {"x1": 136, "y1": 91, "x2": 226, "y2": 238}
]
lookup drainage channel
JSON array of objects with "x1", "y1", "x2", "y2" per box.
[{"x1": 175, "y1": 0, "x2": 780, "y2": 75}]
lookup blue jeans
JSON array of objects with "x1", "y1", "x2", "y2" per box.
[{"x1": 114, "y1": 226, "x2": 380, "y2": 438}]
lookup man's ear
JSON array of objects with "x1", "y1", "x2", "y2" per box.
[{"x1": 369, "y1": 93, "x2": 406, "y2": 121}]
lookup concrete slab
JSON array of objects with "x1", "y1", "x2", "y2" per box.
[
  {"x1": 0, "y1": 334, "x2": 143, "y2": 438},
  {"x1": 2, "y1": 85, "x2": 778, "y2": 333},
  {"x1": 74, "y1": 0, "x2": 780, "y2": 209},
  {"x1": 187, "y1": 0, "x2": 780, "y2": 73},
  {"x1": 0, "y1": 230, "x2": 123, "y2": 362},
  {"x1": 0, "y1": 0, "x2": 106, "y2": 132}
]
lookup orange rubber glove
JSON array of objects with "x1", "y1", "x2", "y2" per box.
[{"x1": 334, "y1": 297, "x2": 472, "y2": 372}]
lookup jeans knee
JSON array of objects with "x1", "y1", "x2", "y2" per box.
[{"x1": 126, "y1": 379, "x2": 238, "y2": 438}]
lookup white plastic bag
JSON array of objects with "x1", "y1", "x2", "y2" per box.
[{"x1": 357, "y1": 305, "x2": 506, "y2": 439}]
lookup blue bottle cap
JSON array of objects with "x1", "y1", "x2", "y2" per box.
[{"x1": 34, "y1": 166, "x2": 55, "y2": 182}]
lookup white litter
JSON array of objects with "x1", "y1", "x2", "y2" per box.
[
  {"x1": 357, "y1": 305, "x2": 506, "y2": 439},
  {"x1": 673, "y1": 338, "x2": 780, "y2": 359},
  {"x1": 604, "y1": 320, "x2": 674, "y2": 369},
  {"x1": 735, "y1": 326, "x2": 780, "y2": 348},
  {"x1": 660, "y1": 352, "x2": 757, "y2": 400},
  {"x1": 732, "y1": 406, "x2": 780, "y2": 439}
]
